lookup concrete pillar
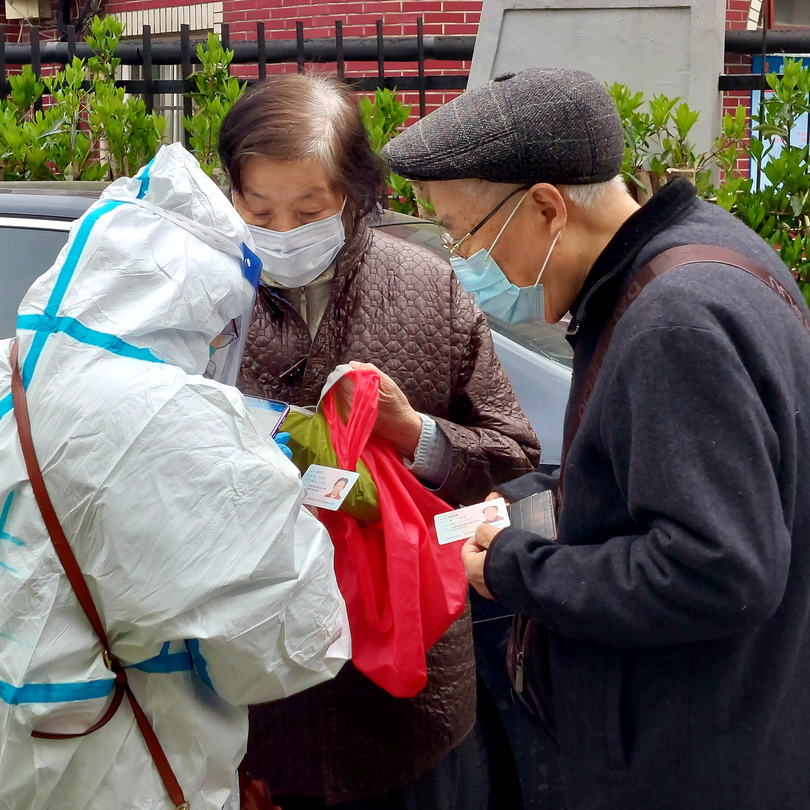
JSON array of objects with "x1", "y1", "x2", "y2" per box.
[{"x1": 470, "y1": 0, "x2": 726, "y2": 150}]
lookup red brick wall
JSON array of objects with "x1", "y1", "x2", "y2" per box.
[
  {"x1": 724, "y1": 0, "x2": 754, "y2": 176},
  {"x1": 98, "y1": 0, "x2": 482, "y2": 118},
  {"x1": 0, "y1": 0, "x2": 58, "y2": 43},
  {"x1": 221, "y1": 0, "x2": 482, "y2": 118}
]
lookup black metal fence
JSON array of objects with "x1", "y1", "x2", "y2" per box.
[
  {"x1": 2, "y1": 17, "x2": 794, "y2": 107},
  {"x1": 722, "y1": 29, "x2": 810, "y2": 91},
  {"x1": 0, "y1": 18, "x2": 476, "y2": 119}
]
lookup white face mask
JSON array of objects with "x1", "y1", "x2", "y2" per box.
[{"x1": 247, "y1": 201, "x2": 346, "y2": 288}]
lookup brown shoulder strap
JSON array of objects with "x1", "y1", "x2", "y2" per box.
[
  {"x1": 560, "y1": 244, "x2": 810, "y2": 498},
  {"x1": 9, "y1": 339, "x2": 189, "y2": 810},
  {"x1": 647, "y1": 245, "x2": 810, "y2": 338}
]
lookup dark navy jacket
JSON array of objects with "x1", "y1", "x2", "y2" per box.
[{"x1": 488, "y1": 179, "x2": 810, "y2": 810}]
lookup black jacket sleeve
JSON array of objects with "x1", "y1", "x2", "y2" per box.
[
  {"x1": 495, "y1": 467, "x2": 559, "y2": 504},
  {"x1": 485, "y1": 324, "x2": 791, "y2": 649}
]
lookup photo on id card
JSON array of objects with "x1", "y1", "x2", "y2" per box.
[
  {"x1": 434, "y1": 497, "x2": 511, "y2": 545},
  {"x1": 301, "y1": 464, "x2": 360, "y2": 511}
]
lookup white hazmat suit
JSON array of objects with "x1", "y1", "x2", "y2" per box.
[{"x1": 0, "y1": 144, "x2": 350, "y2": 810}]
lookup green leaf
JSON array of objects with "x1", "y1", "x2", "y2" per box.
[{"x1": 672, "y1": 103, "x2": 700, "y2": 140}]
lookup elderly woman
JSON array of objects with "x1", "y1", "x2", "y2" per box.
[{"x1": 218, "y1": 74, "x2": 540, "y2": 809}]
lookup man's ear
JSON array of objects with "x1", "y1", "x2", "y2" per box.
[{"x1": 527, "y1": 183, "x2": 567, "y2": 237}]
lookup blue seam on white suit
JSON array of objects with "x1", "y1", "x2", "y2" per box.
[
  {"x1": 0, "y1": 675, "x2": 117, "y2": 705},
  {"x1": 185, "y1": 639, "x2": 216, "y2": 692},
  {"x1": 1, "y1": 160, "x2": 160, "y2": 421},
  {"x1": 0, "y1": 491, "x2": 23, "y2": 573},
  {"x1": 0, "y1": 492, "x2": 23, "y2": 547},
  {"x1": 16, "y1": 315, "x2": 164, "y2": 364},
  {"x1": 0, "y1": 643, "x2": 196, "y2": 705},
  {"x1": 136, "y1": 157, "x2": 154, "y2": 199},
  {"x1": 0, "y1": 199, "x2": 124, "y2": 422}
]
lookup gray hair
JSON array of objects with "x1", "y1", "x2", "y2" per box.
[
  {"x1": 558, "y1": 175, "x2": 629, "y2": 209},
  {"x1": 453, "y1": 174, "x2": 628, "y2": 212},
  {"x1": 218, "y1": 72, "x2": 385, "y2": 234}
]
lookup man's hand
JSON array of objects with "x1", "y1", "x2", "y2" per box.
[
  {"x1": 335, "y1": 361, "x2": 423, "y2": 459},
  {"x1": 461, "y1": 523, "x2": 502, "y2": 600},
  {"x1": 485, "y1": 490, "x2": 509, "y2": 506}
]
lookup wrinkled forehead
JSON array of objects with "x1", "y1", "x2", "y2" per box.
[
  {"x1": 427, "y1": 180, "x2": 493, "y2": 235},
  {"x1": 238, "y1": 156, "x2": 338, "y2": 204},
  {"x1": 428, "y1": 178, "x2": 519, "y2": 236}
]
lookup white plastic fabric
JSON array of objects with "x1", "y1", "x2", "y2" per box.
[{"x1": 0, "y1": 143, "x2": 350, "y2": 810}]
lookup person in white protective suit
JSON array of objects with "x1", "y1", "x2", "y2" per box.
[{"x1": 0, "y1": 143, "x2": 350, "y2": 810}]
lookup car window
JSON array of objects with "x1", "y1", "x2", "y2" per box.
[
  {"x1": 371, "y1": 219, "x2": 447, "y2": 258},
  {"x1": 0, "y1": 226, "x2": 70, "y2": 338},
  {"x1": 487, "y1": 315, "x2": 574, "y2": 369}
]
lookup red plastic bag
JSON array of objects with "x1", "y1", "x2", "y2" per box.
[{"x1": 318, "y1": 368, "x2": 467, "y2": 698}]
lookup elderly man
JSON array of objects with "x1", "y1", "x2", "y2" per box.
[{"x1": 383, "y1": 68, "x2": 810, "y2": 810}]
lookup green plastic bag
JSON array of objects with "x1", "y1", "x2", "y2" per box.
[{"x1": 282, "y1": 408, "x2": 381, "y2": 526}]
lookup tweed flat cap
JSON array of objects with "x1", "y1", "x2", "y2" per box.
[{"x1": 382, "y1": 68, "x2": 624, "y2": 185}]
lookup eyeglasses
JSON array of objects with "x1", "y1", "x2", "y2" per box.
[
  {"x1": 205, "y1": 320, "x2": 239, "y2": 379},
  {"x1": 209, "y1": 319, "x2": 239, "y2": 352},
  {"x1": 440, "y1": 186, "x2": 530, "y2": 257}
]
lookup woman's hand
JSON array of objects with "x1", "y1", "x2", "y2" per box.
[
  {"x1": 461, "y1": 524, "x2": 501, "y2": 600},
  {"x1": 335, "y1": 361, "x2": 423, "y2": 459}
]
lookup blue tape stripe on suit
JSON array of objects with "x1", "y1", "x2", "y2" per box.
[
  {"x1": 16, "y1": 315, "x2": 164, "y2": 364},
  {"x1": 41, "y1": 201, "x2": 122, "y2": 322},
  {"x1": 0, "y1": 645, "x2": 194, "y2": 705},
  {"x1": 136, "y1": 157, "x2": 154, "y2": 199},
  {"x1": 186, "y1": 639, "x2": 216, "y2": 692},
  {"x1": 0, "y1": 676, "x2": 115, "y2": 705},
  {"x1": 22, "y1": 200, "x2": 124, "y2": 388}
]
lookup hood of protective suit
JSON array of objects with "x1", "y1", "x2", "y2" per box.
[{"x1": 17, "y1": 142, "x2": 259, "y2": 376}]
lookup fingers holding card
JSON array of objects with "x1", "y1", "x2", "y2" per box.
[{"x1": 434, "y1": 498, "x2": 510, "y2": 545}]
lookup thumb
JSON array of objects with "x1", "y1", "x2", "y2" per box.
[{"x1": 474, "y1": 523, "x2": 501, "y2": 549}]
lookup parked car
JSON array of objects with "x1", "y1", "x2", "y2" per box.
[{"x1": 0, "y1": 185, "x2": 569, "y2": 809}]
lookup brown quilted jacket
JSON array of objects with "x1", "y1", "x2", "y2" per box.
[{"x1": 240, "y1": 222, "x2": 540, "y2": 803}]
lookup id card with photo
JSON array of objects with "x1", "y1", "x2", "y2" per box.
[
  {"x1": 434, "y1": 497, "x2": 511, "y2": 545},
  {"x1": 301, "y1": 464, "x2": 360, "y2": 511}
]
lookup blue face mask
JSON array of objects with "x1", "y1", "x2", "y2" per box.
[{"x1": 449, "y1": 192, "x2": 561, "y2": 324}]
